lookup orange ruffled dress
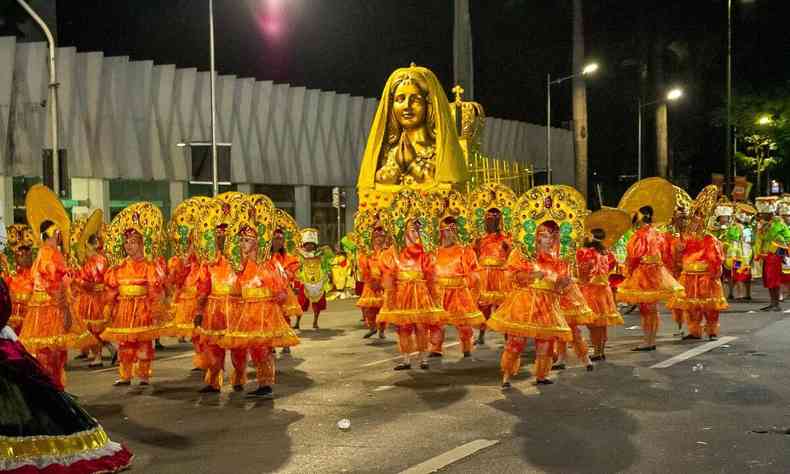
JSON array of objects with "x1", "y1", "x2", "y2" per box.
[
  {"x1": 434, "y1": 244, "x2": 485, "y2": 327},
  {"x1": 4, "y1": 267, "x2": 32, "y2": 333},
  {"x1": 667, "y1": 235, "x2": 729, "y2": 311},
  {"x1": 72, "y1": 253, "x2": 110, "y2": 336},
  {"x1": 476, "y1": 233, "x2": 512, "y2": 307},
  {"x1": 222, "y1": 259, "x2": 300, "y2": 349},
  {"x1": 356, "y1": 250, "x2": 385, "y2": 309},
  {"x1": 576, "y1": 247, "x2": 624, "y2": 327},
  {"x1": 617, "y1": 224, "x2": 683, "y2": 304},
  {"x1": 271, "y1": 251, "x2": 303, "y2": 318},
  {"x1": 377, "y1": 245, "x2": 444, "y2": 325},
  {"x1": 163, "y1": 254, "x2": 209, "y2": 337},
  {"x1": 198, "y1": 256, "x2": 238, "y2": 345},
  {"x1": 101, "y1": 257, "x2": 166, "y2": 343},
  {"x1": 20, "y1": 246, "x2": 92, "y2": 351},
  {"x1": 487, "y1": 249, "x2": 572, "y2": 342}
]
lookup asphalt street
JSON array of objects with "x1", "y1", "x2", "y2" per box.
[{"x1": 65, "y1": 288, "x2": 790, "y2": 474}]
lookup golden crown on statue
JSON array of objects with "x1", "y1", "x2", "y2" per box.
[{"x1": 449, "y1": 85, "x2": 485, "y2": 151}]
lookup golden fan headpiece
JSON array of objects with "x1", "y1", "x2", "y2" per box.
[
  {"x1": 5, "y1": 224, "x2": 35, "y2": 254},
  {"x1": 585, "y1": 207, "x2": 631, "y2": 249},
  {"x1": 193, "y1": 200, "x2": 225, "y2": 262},
  {"x1": 686, "y1": 185, "x2": 720, "y2": 237},
  {"x1": 70, "y1": 209, "x2": 103, "y2": 265},
  {"x1": 618, "y1": 177, "x2": 677, "y2": 226},
  {"x1": 468, "y1": 183, "x2": 517, "y2": 237},
  {"x1": 353, "y1": 208, "x2": 393, "y2": 252},
  {"x1": 387, "y1": 189, "x2": 438, "y2": 251},
  {"x1": 25, "y1": 184, "x2": 70, "y2": 251},
  {"x1": 514, "y1": 185, "x2": 587, "y2": 258},
  {"x1": 435, "y1": 189, "x2": 473, "y2": 244},
  {"x1": 105, "y1": 202, "x2": 164, "y2": 264},
  {"x1": 273, "y1": 208, "x2": 301, "y2": 254},
  {"x1": 225, "y1": 199, "x2": 268, "y2": 269},
  {"x1": 168, "y1": 198, "x2": 204, "y2": 256}
]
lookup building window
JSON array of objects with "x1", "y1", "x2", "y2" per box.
[
  {"x1": 12, "y1": 177, "x2": 42, "y2": 224},
  {"x1": 109, "y1": 180, "x2": 171, "y2": 221},
  {"x1": 253, "y1": 184, "x2": 295, "y2": 217}
]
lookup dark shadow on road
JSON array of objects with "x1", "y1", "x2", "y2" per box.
[{"x1": 295, "y1": 328, "x2": 346, "y2": 341}]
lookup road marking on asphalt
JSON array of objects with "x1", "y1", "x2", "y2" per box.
[
  {"x1": 90, "y1": 351, "x2": 196, "y2": 373},
  {"x1": 650, "y1": 336, "x2": 737, "y2": 369},
  {"x1": 360, "y1": 342, "x2": 461, "y2": 367},
  {"x1": 399, "y1": 439, "x2": 500, "y2": 474}
]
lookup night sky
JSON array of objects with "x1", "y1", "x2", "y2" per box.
[{"x1": 46, "y1": 0, "x2": 790, "y2": 201}]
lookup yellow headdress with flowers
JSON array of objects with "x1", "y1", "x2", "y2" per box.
[
  {"x1": 468, "y1": 183, "x2": 517, "y2": 238},
  {"x1": 69, "y1": 209, "x2": 103, "y2": 266},
  {"x1": 686, "y1": 185, "x2": 719, "y2": 238},
  {"x1": 514, "y1": 185, "x2": 587, "y2": 258},
  {"x1": 25, "y1": 184, "x2": 70, "y2": 251},
  {"x1": 387, "y1": 189, "x2": 439, "y2": 251},
  {"x1": 105, "y1": 202, "x2": 164, "y2": 265},
  {"x1": 273, "y1": 208, "x2": 301, "y2": 254},
  {"x1": 193, "y1": 199, "x2": 226, "y2": 262},
  {"x1": 169, "y1": 197, "x2": 212, "y2": 257},
  {"x1": 433, "y1": 189, "x2": 473, "y2": 244},
  {"x1": 353, "y1": 208, "x2": 393, "y2": 253},
  {"x1": 3, "y1": 224, "x2": 35, "y2": 274}
]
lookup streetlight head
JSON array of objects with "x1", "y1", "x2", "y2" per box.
[
  {"x1": 582, "y1": 63, "x2": 599, "y2": 75},
  {"x1": 757, "y1": 115, "x2": 773, "y2": 126},
  {"x1": 666, "y1": 88, "x2": 683, "y2": 101}
]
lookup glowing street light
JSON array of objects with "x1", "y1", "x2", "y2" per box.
[
  {"x1": 757, "y1": 115, "x2": 774, "y2": 126},
  {"x1": 666, "y1": 88, "x2": 684, "y2": 101},
  {"x1": 546, "y1": 61, "x2": 600, "y2": 183},
  {"x1": 581, "y1": 63, "x2": 599, "y2": 75}
]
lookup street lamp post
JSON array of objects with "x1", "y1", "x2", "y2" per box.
[
  {"x1": 209, "y1": 0, "x2": 219, "y2": 197},
  {"x1": 546, "y1": 62, "x2": 598, "y2": 184},
  {"x1": 637, "y1": 87, "x2": 683, "y2": 180}
]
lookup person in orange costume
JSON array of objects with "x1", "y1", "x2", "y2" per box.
[
  {"x1": 19, "y1": 219, "x2": 87, "y2": 390},
  {"x1": 378, "y1": 217, "x2": 444, "y2": 371},
  {"x1": 221, "y1": 213, "x2": 299, "y2": 398},
  {"x1": 474, "y1": 208, "x2": 512, "y2": 346},
  {"x1": 618, "y1": 206, "x2": 684, "y2": 351},
  {"x1": 102, "y1": 203, "x2": 167, "y2": 386},
  {"x1": 487, "y1": 221, "x2": 572, "y2": 388},
  {"x1": 71, "y1": 220, "x2": 115, "y2": 368},
  {"x1": 357, "y1": 222, "x2": 389, "y2": 340},
  {"x1": 577, "y1": 229, "x2": 624, "y2": 361},
  {"x1": 270, "y1": 225, "x2": 303, "y2": 342},
  {"x1": 2, "y1": 224, "x2": 35, "y2": 334},
  {"x1": 664, "y1": 207, "x2": 689, "y2": 335},
  {"x1": 429, "y1": 216, "x2": 484, "y2": 358},
  {"x1": 553, "y1": 277, "x2": 594, "y2": 371},
  {"x1": 166, "y1": 242, "x2": 209, "y2": 370},
  {"x1": 193, "y1": 200, "x2": 239, "y2": 393},
  {"x1": 668, "y1": 186, "x2": 729, "y2": 341}
]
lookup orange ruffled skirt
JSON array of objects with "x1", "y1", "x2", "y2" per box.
[
  {"x1": 161, "y1": 291, "x2": 200, "y2": 338},
  {"x1": 8, "y1": 296, "x2": 28, "y2": 333},
  {"x1": 377, "y1": 281, "x2": 444, "y2": 325},
  {"x1": 21, "y1": 296, "x2": 94, "y2": 351},
  {"x1": 580, "y1": 282, "x2": 624, "y2": 327},
  {"x1": 667, "y1": 272, "x2": 729, "y2": 311},
  {"x1": 197, "y1": 294, "x2": 236, "y2": 345},
  {"x1": 102, "y1": 295, "x2": 162, "y2": 343},
  {"x1": 73, "y1": 286, "x2": 109, "y2": 335},
  {"x1": 282, "y1": 287, "x2": 303, "y2": 317},
  {"x1": 222, "y1": 297, "x2": 300, "y2": 349},
  {"x1": 486, "y1": 287, "x2": 572, "y2": 341},
  {"x1": 559, "y1": 282, "x2": 595, "y2": 326},
  {"x1": 478, "y1": 266, "x2": 511, "y2": 306},
  {"x1": 436, "y1": 285, "x2": 485, "y2": 327},
  {"x1": 617, "y1": 263, "x2": 683, "y2": 304},
  {"x1": 356, "y1": 284, "x2": 384, "y2": 309}
]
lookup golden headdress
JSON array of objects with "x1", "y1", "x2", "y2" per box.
[
  {"x1": 387, "y1": 189, "x2": 438, "y2": 251},
  {"x1": 514, "y1": 185, "x2": 587, "y2": 258},
  {"x1": 585, "y1": 207, "x2": 631, "y2": 249},
  {"x1": 353, "y1": 208, "x2": 393, "y2": 252},
  {"x1": 357, "y1": 63, "x2": 467, "y2": 191},
  {"x1": 105, "y1": 202, "x2": 164, "y2": 265},
  {"x1": 434, "y1": 189, "x2": 473, "y2": 244},
  {"x1": 468, "y1": 183, "x2": 518, "y2": 237},
  {"x1": 618, "y1": 177, "x2": 677, "y2": 226},
  {"x1": 25, "y1": 184, "x2": 70, "y2": 250},
  {"x1": 215, "y1": 191, "x2": 246, "y2": 204},
  {"x1": 3, "y1": 224, "x2": 35, "y2": 274},
  {"x1": 735, "y1": 202, "x2": 757, "y2": 219},
  {"x1": 273, "y1": 208, "x2": 301, "y2": 253},
  {"x1": 687, "y1": 185, "x2": 720, "y2": 237},
  {"x1": 69, "y1": 209, "x2": 103, "y2": 266},
  {"x1": 194, "y1": 199, "x2": 225, "y2": 262},
  {"x1": 169, "y1": 197, "x2": 211, "y2": 257}
]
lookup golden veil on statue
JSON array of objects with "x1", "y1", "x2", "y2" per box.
[{"x1": 357, "y1": 63, "x2": 467, "y2": 191}]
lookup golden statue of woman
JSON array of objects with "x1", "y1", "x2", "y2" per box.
[{"x1": 357, "y1": 64, "x2": 466, "y2": 191}]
